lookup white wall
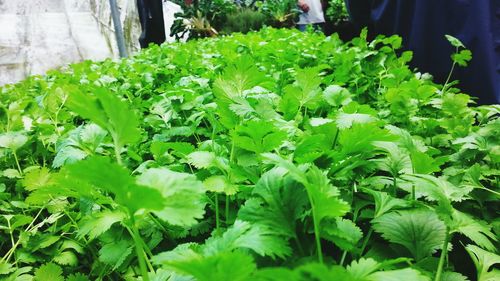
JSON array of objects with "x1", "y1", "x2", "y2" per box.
[{"x1": 0, "y1": 0, "x2": 180, "y2": 86}]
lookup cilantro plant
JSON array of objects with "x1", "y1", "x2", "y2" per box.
[{"x1": 0, "y1": 28, "x2": 498, "y2": 281}]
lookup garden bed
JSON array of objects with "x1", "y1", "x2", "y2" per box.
[{"x1": 0, "y1": 28, "x2": 498, "y2": 281}]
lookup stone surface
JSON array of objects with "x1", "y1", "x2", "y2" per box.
[{"x1": 0, "y1": 0, "x2": 180, "y2": 86}]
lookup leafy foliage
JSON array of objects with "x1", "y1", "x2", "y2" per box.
[{"x1": 0, "y1": 28, "x2": 497, "y2": 281}]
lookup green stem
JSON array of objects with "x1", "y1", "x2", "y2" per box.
[
  {"x1": 294, "y1": 236, "x2": 305, "y2": 256},
  {"x1": 435, "y1": 228, "x2": 450, "y2": 281},
  {"x1": 392, "y1": 175, "x2": 397, "y2": 197},
  {"x1": 229, "y1": 139, "x2": 235, "y2": 165},
  {"x1": 359, "y1": 228, "x2": 373, "y2": 257},
  {"x1": 139, "y1": 238, "x2": 155, "y2": 272},
  {"x1": 339, "y1": 250, "x2": 348, "y2": 266},
  {"x1": 442, "y1": 62, "x2": 456, "y2": 94},
  {"x1": 332, "y1": 129, "x2": 340, "y2": 150},
  {"x1": 12, "y1": 151, "x2": 23, "y2": 175},
  {"x1": 225, "y1": 194, "x2": 230, "y2": 226},
  {"x1": 129, "y1": 220, "x2": 150, "y2": 281},
  {"x1": 113, "y1": 140, "x2": 123, "y2": 166},
  {"x1": 306, "y1": 187, "x2": 323, "y2": 263},
  {"x1": 2, "y1": 207, "x2": 44, "y2": 262},
  {"x1": 215, "y1": 194, "x2": 220, "y2": 230}
]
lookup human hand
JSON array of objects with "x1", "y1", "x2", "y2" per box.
[{"x1": 298, "y1": 0, "x2": 309, "y2": 12}]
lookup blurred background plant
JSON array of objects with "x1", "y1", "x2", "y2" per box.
[
  {"x1": 325, "y1": 0, "x2": 348, "y2": 24},
  {"x1": 169, "y1": 0, "x2": 350, "y2": 39}
]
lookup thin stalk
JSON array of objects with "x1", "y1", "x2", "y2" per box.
[
  {"x1": 392, "y1": 175, "x2": 397, "y2": 197},
  {"x1": 294, "y1": 236, "x2": 305, "y2": 256},
  {"x1": 2, "y1": 207, "x2": 44, "y2": 262},
  {"x1": 139, "y1": 238, "x2": 155, "y2": 272},
  {"x1": 12, "y1": 151, "x2": 22, "y2": 175},
  {"x1": 215, "y1": 194, "x2": 220, "y2": 230},
  {"x1": 435, "y1": 228, "x2": 450, "y2": 281},
  {"x1": 477, "y1": 186, "x2": 500, "y2": 196},
  {"x1": 6, "y1": 219, "x2": 15, "y2": 250},
  {"x1": 306, "y1": 188, "x2": 323, "y2": 263},
  {"x1": 339, "y1": 250, "x2": 348, "y2": 266},
  {"x1": 113, "y1": 139, "x2": 123, "y2": 166},
  {"x1": 332, "y1": 129, "x2": 340, "y2": 150},
  {"x1": 229, "y1": 139, "x2": 235, "y2": 164},
  {"x1": 441, "y1": 46, "x2": 458, "y2": 95},
  {"x1": 225, "y1": 194, "x2": 230, "y2": 226},
  {"x1": 130, "y1": 223, "x2": 150, "y2": 281},
  {"x1": 442, "y1": 63, "x2": 456, "y2": 94},
  {"x1": 359, "y1": 228, "x2": 373, "y2": 257}
]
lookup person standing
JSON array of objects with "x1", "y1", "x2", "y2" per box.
[
  {"x1": 137, "y1": 0, "x2": 166, "y2": 48},
  {"x1": 297, "y1": 0, "x2": 326, "y2": 32},
  {"x1": 345, "y1": 0, "x2": 500, "y2": 104}
]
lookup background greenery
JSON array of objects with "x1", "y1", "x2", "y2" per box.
[{"x1": 0, "y1": 28, "x2": 498, "y2": 281}]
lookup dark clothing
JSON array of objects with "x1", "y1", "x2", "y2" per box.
[
  {"x1": 345, "y1": 0, "x2": 500, "y2": 104},
  {"x1": 137, "y1": 0, "x2": 166, "y2": 48}
]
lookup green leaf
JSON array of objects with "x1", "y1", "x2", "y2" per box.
[
  {"x1": 402, "y1": 174, "x2": 470, "y2": 204},
  {"x1": 78, "y1": 210, "x2": 126, "y2": 240},
  {"x1": 66, "y1": 273, "x2": 91, "y2": 281},
  {"x1": 372, "y1": 209, "x2": 447, "y2": 261},
  {"x1": 66, "y1": 88, "x2": 141, "y2": 148},
  {"x1": 335, "y1": 112, "x2": 377, "y2": 129},
  {"x1": 213, "y1": 56, "x2": 271, "y2": 101},
  {"x1": 368, "y1": 268, "x2": 429, "y2": 281},
  {"x1": 252, "y1": 267, "x2": 302, "y2": 281},
  {"x1": 279, "y1": 86, "x2": 301, "y2": 120},
  {"x1": 451, "y1": 210, "x2": 497, "y2": 252},
  {"x1": 410, "y1": 150, "x2": 441, "y2": 174},
  {"x1": 38, "y1": 235, "x2": 60, "y2": 248},
  {"x1": 166, "y1": 251, "x2": 256, "y2": 281},
  {"x1": 203, "y1": 220, "x2": 291, "y2": 259},
  {"x1": 293, "y1": 67, "x2": 323, "y2": 109},
  {"x1": 232, "y1": 120, "x2": 287, "y2": 154},
  {"x1": 136, "y1": 168, "x2": 206, "y2": 227},
  {"x1": 440, "y1": 272, "x2": 470, "y2": 281},
  {"x1": 21, "y1": 167, "x2": 53, "y2": 191},
  {"x1": 305, "y1": 166, "x2": 350, "y2": 223},
  {"x1": 0, "y1": 262, "x2": 15, "y2": 275},
  {"x1": 452, "y1": 50, "x2": 472, "y2": 67},
  {"x1": 98, "y1": 240, "x2": 133, "y2": 270},
  {"x1": 337, "y1": 124, "x2": 396, "y2": 156},
  {"x1": 151, "y1": 141, "x2": 195, "y2": 159},
  {"x1": 203, "y1": 175, "x2": 238, "y2": 195},
  {"x1": 261, "y1": 153, "x2": 309, "y2": 184},
  {"x1": 323, "y1": 85, "x2": 352, "y2": 107},
  {"x1": 52, "y1": 146, "x2": 88, "y2": 168},
  {"x1": 0, "y1": 131, "x2": 28, "y2": 151},
  {"x1": 346, "y1": 258, "x2": 429, "y2": 281},
  {"x1": 186, "y1": 151, "x2": 217, "y2": 169},
  {"x1": 294, "y1": 134, "x2": 330, "y2": 164},
  {"x1": 347, "y1": 258, "x2": 381, "y2": 279},
  {"x1": 79, "y1": 123, "x2": 107, "y2": 148},
  {"x1": 322, "y1": 218, "x2": 363, "y2": 251},
  {"x1": 53, "y1": 251, "x2": 78, "y2": 266},
  {"x1": 65, "y1": 156, "x2": 165, "y2": 214},
  {"x1": 297, "y1": 263, "x2": 351, "y2": 281},
  {"x1": 34, "y1": 263, "x2": 64, "y2": 281},
  {"x1": 373, "y1": 142, "x2": 412, "y2": 176},
  {"x1": 239, "y1": 168, "x2": 307, "y2": 239},
  {"x1": 363, "y1": 189, "x2": 410, "y2": 218},
  {"x1": 445, "y1": 35, "x2": 465, "y2": 48},
  {"x1": 465, "y1": 245, "x2": 500, "y2": 281},
  {"x1": 2, "y1": 169, "x2": 21, "y2": 179}
]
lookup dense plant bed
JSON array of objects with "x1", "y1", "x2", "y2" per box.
[{"x1": 0, "y1": 28, "x2": 498, "y2": 281}]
